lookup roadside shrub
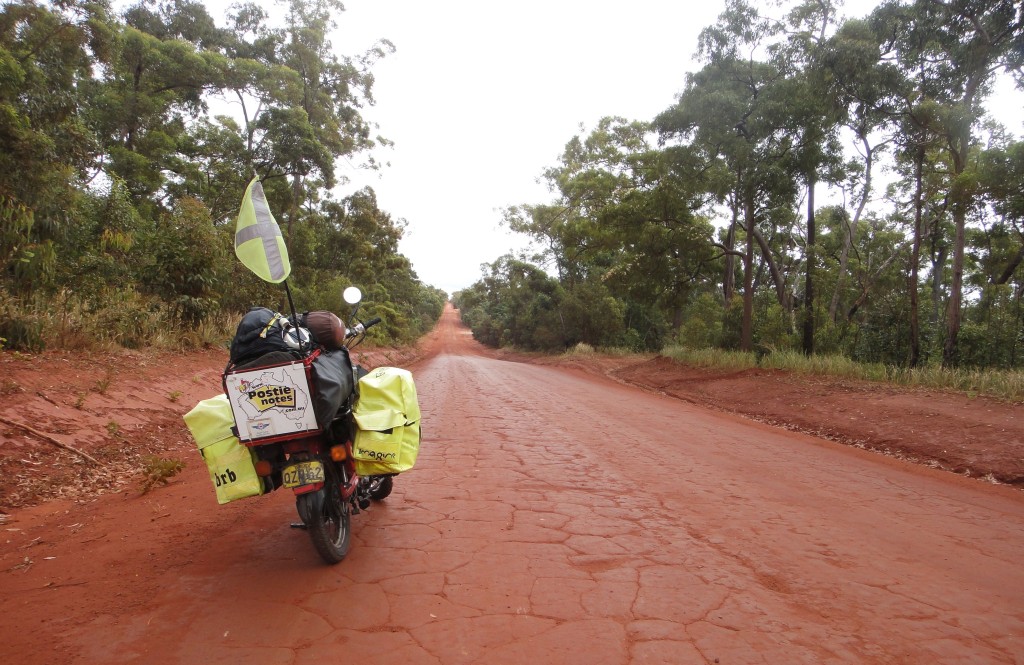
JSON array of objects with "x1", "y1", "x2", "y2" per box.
[
  {"x1": 0, "y1": 291, "x2": 45, "y2": 352},
  {"x1": 143, "y1": 198, "x2": 228, "y2": 325},
  {"x1": 674, "y1": 292, "x2": 723, "y2": 349},
  {"x1": 566, "y1": 342, "x2": 595, "y2": 356},
  {"x1": 0, "y1": 313, "x2": 45, "y2": 352}
]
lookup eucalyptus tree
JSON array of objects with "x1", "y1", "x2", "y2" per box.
[
  {"x1": 773, "y1": 0, "x2": 850, "y2": 355},
  {"x1": 0, "y1": 0, "x2": 112, "y2": 292},
  {"x1": 89, "y1": 1, "x2": 229, "y2": 215},
  {"x1": 815, "y1": 15, "x2": 904, "y2": 326},
  {"x1": 978, "y1": 140, "x2": 1024, "y2": 288},
  {"x1": 505, "y1": 117, "x2": 716, "y2": 346},
  {"x1": 852, "y1": 1, "x2": 955, "y2": 366},
  {"x1": 656, "y1": 0, "x2": 803, "y2": 351},
  {"x1": 503, "y1": 118, "x2": 638, "y2": 348},
  {"x1": 505, "y1": 118, "x2": 649, "y2": 289},
  {"x1": 473, "y1": 255, "x2": 567, "y2": 350},
  {"x1": 214, "y1": 0, "x2": 393, "y2": 231},
  {"x1": 965, "y1": 138, "x2": 1024, "y2": 365},
  {"x1": 598, "y1": 146, "x2": 718, "y2": 337},
  {"x1": 873, "y1": 0, "x2": 1023, "y2": 366}
]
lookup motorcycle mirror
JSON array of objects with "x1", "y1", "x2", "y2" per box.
[{"x1": 343, "y1": 286, "x2": 362, "y2": 305}]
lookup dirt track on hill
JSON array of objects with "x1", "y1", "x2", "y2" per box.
[{"x1": 1, "y1": 304, "x2": 1023, "y2": 663}]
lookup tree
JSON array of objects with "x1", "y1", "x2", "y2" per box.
[
  {"x1": 144, "y1": 196, "x2": 228, "y2": 323},
  {"x1": 0, "y1": 0, "x2": 111, "y2": 292},
  {"x1": 776, "y1": 0, "x2": 849, "y2": 355},
  {"x1": 90, "y1": 3, "x2": 227, "y2": 213},
  {"x1": 215, "y1": 0, "x2": 393, "y2": 230},
  {"x1": 876, "y1": 0, "x2": 1024, "y2": 366},
  {"x1": 656, "y1": 0, "x2": 802, "y2": 350}
]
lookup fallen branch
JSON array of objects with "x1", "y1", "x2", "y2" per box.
[
  {"x1": 35, "y1": 391, "x2": 60, "y2": 407},
  {"x1": 43, "y1": 580, "x2": 88, "y2": 589},
  {"x1": 0, "y1": 416, "x2": 104, "y2": 466}
]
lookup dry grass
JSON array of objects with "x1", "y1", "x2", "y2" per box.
[
  {"x1": 139, "y1": 456, "x2": 186, "y2": 494},
  {"x1": 662, "y1": 346, "x2": 1024, "y2": 403}
]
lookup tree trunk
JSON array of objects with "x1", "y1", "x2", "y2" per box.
[
  {"x1": 724, "y1": 196, "x2": 738, "y2": 307},
  {"x1": 943, "y1": 201, "x2": 966, "y2": 367},
  {"x1": 943, "y1": 120, "x2": 973, "y2": 368},
  {"x1": 930, "y1": 242, "x2": 948, "y2": 327},
  {"x1": 288, "y1": 172, "x2": 302, "y2": 237},
  {"x1": 830, "y1": 132, "x2": 872, "y2": 322},
  {"x1": 908, "y1": 144, "x2": 924, "y2": 368},
  {"x1": 672, "y1": 306, "x2": 684, "y2": 331},
  {"x1": 751, "y1": 227, "x2": 792, "y2": 314},
  {"x1": 803, "y1": 174, "x2": 816, "y2": 356},
  {"x1": 741, "y1": 191, "x2": 755, "y2": 352},
  {"x1": 847, "y1": 245, "x2": 904, "y2": 319}
]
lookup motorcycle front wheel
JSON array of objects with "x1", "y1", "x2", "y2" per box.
[{"x1": 297, "y1": 488, "x2": 351, "y2": 564}]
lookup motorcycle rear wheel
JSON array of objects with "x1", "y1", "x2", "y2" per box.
[{"x1": 298, "y1": 489, "x2": 351, "y2": 564}]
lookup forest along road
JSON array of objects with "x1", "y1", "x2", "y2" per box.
[{"x1": 4, "y1": 304, "x2": 1024, "y2": 664}]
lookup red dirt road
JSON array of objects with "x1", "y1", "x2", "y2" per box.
[{"x1": 3, "y1": 305, "x2": 1024, "y2": 663}]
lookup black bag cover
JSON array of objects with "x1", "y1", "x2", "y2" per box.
[
  {"x1": 310, "y1": 348, "x2": 355, "y2": 427},
  {"x1": 229, "y1": 307, "x2": 292, "y2": 366}
]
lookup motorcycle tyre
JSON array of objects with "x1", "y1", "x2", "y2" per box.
[
  {"x1": 367, "y1": 475, "x2": 394, "y2": 501},
  {"x1": 298, "y1": 488, "x2": 351, "y2": 564}
]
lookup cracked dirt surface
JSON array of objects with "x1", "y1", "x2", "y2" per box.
[{"x1": 1, "y1": 303, "x2": 1023, "y2": 663}]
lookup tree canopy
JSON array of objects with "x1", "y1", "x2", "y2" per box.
[
  {"x1": 0, "y1": 0, "x2": 443, "y2": 351},
  {"x1": 457, "y1": 0, "x2": 1024, "y2": 369}
]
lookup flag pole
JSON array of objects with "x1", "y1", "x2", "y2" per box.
[
  {"x1": 283, "y1": 279, "x2": 298, "y2": 323},
  {"x1": 282, "y1": 279, "x2": 305, "y2": 351}
]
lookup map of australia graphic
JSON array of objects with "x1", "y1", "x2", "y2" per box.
[{"x1": 235, "y1": 369, "x2": 310, "y2": 421}]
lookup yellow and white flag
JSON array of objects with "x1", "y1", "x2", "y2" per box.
[{"x1": 234, "y1": 177, "x2": 291, "y2": 283}]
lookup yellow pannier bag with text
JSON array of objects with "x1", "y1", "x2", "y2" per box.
[
  {"x1": 184, "y1": 394, "x2": 265, "y2": 504},
  {"x1": 352, "y1": 367, "x2": 421, "y2": 476}
]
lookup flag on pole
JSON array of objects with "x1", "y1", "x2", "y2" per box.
[{"x1": 234, "y1": 177, "x2": 291, "y2": 283}]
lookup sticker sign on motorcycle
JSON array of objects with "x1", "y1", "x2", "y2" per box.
[{"x1": 224, "y1": 361, "x2": 319, "y2": 441}]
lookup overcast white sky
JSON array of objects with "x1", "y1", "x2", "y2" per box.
[{"x1": 314, "y1": 0, "x2": 1023, "y2": 295}]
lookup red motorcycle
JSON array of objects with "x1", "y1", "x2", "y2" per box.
[
  {"x1": 188, "y1": 287, "x2": 418, "y2": 564},
  {"x1": 186, "y1": 178, "x2": 419, "y2": 564}
]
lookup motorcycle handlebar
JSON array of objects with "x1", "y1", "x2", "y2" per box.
[{"x1": 347, "y1": 317, "x2": 382, "y2": 339}]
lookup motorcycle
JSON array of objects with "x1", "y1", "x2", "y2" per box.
[
  {"x1": 185, "y1": 177, "x2": 419, "y2": 564},
  {"x1": 216, "y1": 287, "x2": 405, "y2": 564}
]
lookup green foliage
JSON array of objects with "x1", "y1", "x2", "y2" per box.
[
  {"x1": 0, "y1": 287, "x2": 44, "y2": 352},
  {"x1": 559, "y1": 280, "x2": 626, "y2": 349},
  {"x1": 674, "y1": 292, "x2": 724, "y2": 350},
  {"x1": 0, "y1": 0, "x2": 1021, "y2": 370},
  {"x1": 0, "y1": 1, "x2": 440, "y2": 352},
  {"x1": 143, "y1": 198, "x2": 227, "y2": 324}
]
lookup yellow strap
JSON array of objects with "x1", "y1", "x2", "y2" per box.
[{"x1": 259, "y1": 313, "x2": 282, "y2": 339}]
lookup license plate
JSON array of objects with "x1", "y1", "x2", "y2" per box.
[{"x1": 282, "y1": 460, "x2": 325, "y2": 488}]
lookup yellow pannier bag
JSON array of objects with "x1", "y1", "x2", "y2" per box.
[
  {"x1": 183, "y1": 394, "x2": 265, "y2": 504},
  {"x1": 352, "y1": 367, "x2": 421, "y2": 476}
]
